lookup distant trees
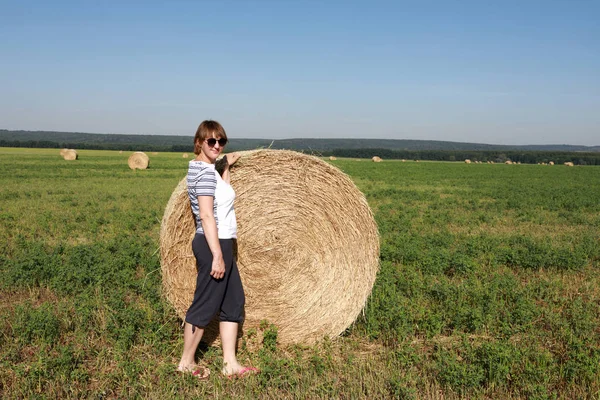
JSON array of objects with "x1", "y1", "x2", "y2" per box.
[
  {"x1": 0, "y1": 140, "x2": 59, "y2": 149},
  {"x1": 0, "y1": 139, "x2": 193, "y2": 153},
  {"x1": 1, "y1": 139, "x2": 599, "y2": 165},
  {"x1": 326, "y1": 148, "x2": 600, "y2": 165}
]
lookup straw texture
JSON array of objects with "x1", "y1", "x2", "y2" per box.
[
  {"x1": 63, "y1": 149, "x2": 78, "y2": 160},
  {"x1": 128, "y1": 152, "x2": 149, "y2": 170},
  {"x1": 160, "y1": 150, "x2": 379, "y2": 345}
]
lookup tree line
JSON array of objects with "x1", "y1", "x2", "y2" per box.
[
  {"x1": 326, "y1": 148, "x2": 600, "y2": 165},
  {"x1": 2, "y1": 139, "x2": 600, "y2": 165},
  {"x1": 0, "y1": 140, "x2": 192, "y2": 153}
]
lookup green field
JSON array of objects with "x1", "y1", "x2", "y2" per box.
[{"x1": 1, "y1": 148, "x2": 599, "y2": 399}]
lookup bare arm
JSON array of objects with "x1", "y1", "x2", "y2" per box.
[
  {"x1": 198, "y1": 195, "x2": 225, "y2": 279},
  {"x1": 221, "y1": 152, "x2": 241, "y2": 184}
]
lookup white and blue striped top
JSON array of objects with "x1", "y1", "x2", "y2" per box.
[{"x1": 187, "y1": 160, "x2": 218, "y2": 235}]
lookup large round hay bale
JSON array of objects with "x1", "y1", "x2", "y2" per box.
[
  {"x1": 160, "y1": 150, "x2": 380, "y2": 345},
  {"x1": 63, "y1": 149, "x2": 78, "y2": 160},
  {"x1": 372, "y1": 156, "x2": 382, "y2": 162},
  {"x1": 464, "y1": 159, "x2": 471, "y2": 164},
  {"x1": 59, "y1": 148, "x2": 69, "y2": 157},
  {"x1": 329, "y1": 156, "x2": 337, "y2": 161},
  {"x1": 128, "y1": 152, "x2": 149, "y2": 170}
]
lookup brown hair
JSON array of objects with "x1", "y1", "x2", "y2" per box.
[{"x1": 193, "y1": 120, "x2": 228, "y2": 155}]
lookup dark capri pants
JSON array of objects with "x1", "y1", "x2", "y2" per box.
[{"x1": 185, "y1": 233, "x2": 245, "y2": 329}]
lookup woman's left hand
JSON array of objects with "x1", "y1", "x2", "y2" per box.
[{"x1": 225, "y1": 152, "x2": 240, "y2": 167}]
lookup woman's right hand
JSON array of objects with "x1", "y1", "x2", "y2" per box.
[
  {"x1": 225, "y1": 152, "x2": 241, "y2": 167},
  {"x1": 210, "y1": 254, "x2": 225, "y2": 279}
]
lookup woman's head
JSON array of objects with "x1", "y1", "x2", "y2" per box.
[{"x1": 194, "y1": 120, "x2": 228, "y2": 155}]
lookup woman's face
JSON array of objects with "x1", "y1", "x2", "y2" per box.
[{"x1": 200, "y1": 133, "x2": 227, "y2": 162}]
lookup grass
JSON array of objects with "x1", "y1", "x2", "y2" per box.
[{"x1": 1, "y1": 148, "x2": 599, "y2": 399}]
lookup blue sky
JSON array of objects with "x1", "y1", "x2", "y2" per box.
[{"x1": 1, "y1": 1, "x2": 598, "y2": 145}]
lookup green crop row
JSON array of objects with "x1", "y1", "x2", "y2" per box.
[{"x1": 1, "y1": 149, "x2": 599, "y2": 398}]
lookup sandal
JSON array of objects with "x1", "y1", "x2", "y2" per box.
[{"x1": 179, "y1": 365, "x2": 210, "y2": 381}]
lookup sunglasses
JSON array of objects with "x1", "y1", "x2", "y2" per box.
[{"x1": 206, "y1": 137, "x2": 227, "y2": 147}]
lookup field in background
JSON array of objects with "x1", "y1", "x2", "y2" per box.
[{"x1": 1, "y1": 148, "x2": 599, "y2": 399}]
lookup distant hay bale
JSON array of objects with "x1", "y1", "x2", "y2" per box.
[
  {"x1": 564, "y1": 161, "x2": 574, "y2": 167},
  {"x1": 152, "y1": 152, "x2": 158, "y2": 155},
  {"x1": 119, "y1": 150, "x2": 123, "y2": 154},
  {"x1": 182, "y1": 153, "x2": 189, "y2": 158},
  {"x1": 465, "y1": 159, "x2": 471, "y2": 164},
  {"x1": 505, "y1": 160, "x2": 513, "y2": 165},
  {"x1": 549, "y1": 161, "x2": 554, "y2": 165},
  {"x1": 160, "y1": 149, "x2": 380, "y2": 345},
  {"x1": 329, "y1": 156, "x2": 337, "y2": 161},
  {"x1": 63, "y1": 149, "x2": 78, "y2": 160},
  {"x1": 372, "y1": 156, "x2": 382, "y2": 162},
  {"x1": 401, "y1": 159, "x2": 406, "y2": 162},
  {"x1": 128, "y1": 152, "x2": 149, "y2": 170}
]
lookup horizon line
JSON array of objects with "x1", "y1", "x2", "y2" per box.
[{"x1": 1, "y1": 128, "x2": 598, "y2": 148}]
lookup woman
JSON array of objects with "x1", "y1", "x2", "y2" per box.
[{"x1": 177, "y1": 120, "x2": 257, "y2": 379}]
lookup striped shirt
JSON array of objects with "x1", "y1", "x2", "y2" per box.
[
  {"x1": 187, "y1": 161, "x2": 218, "y2": 235},
  {"x1": 187, "y1": 160, "x2": 238, "y2": 239}
]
